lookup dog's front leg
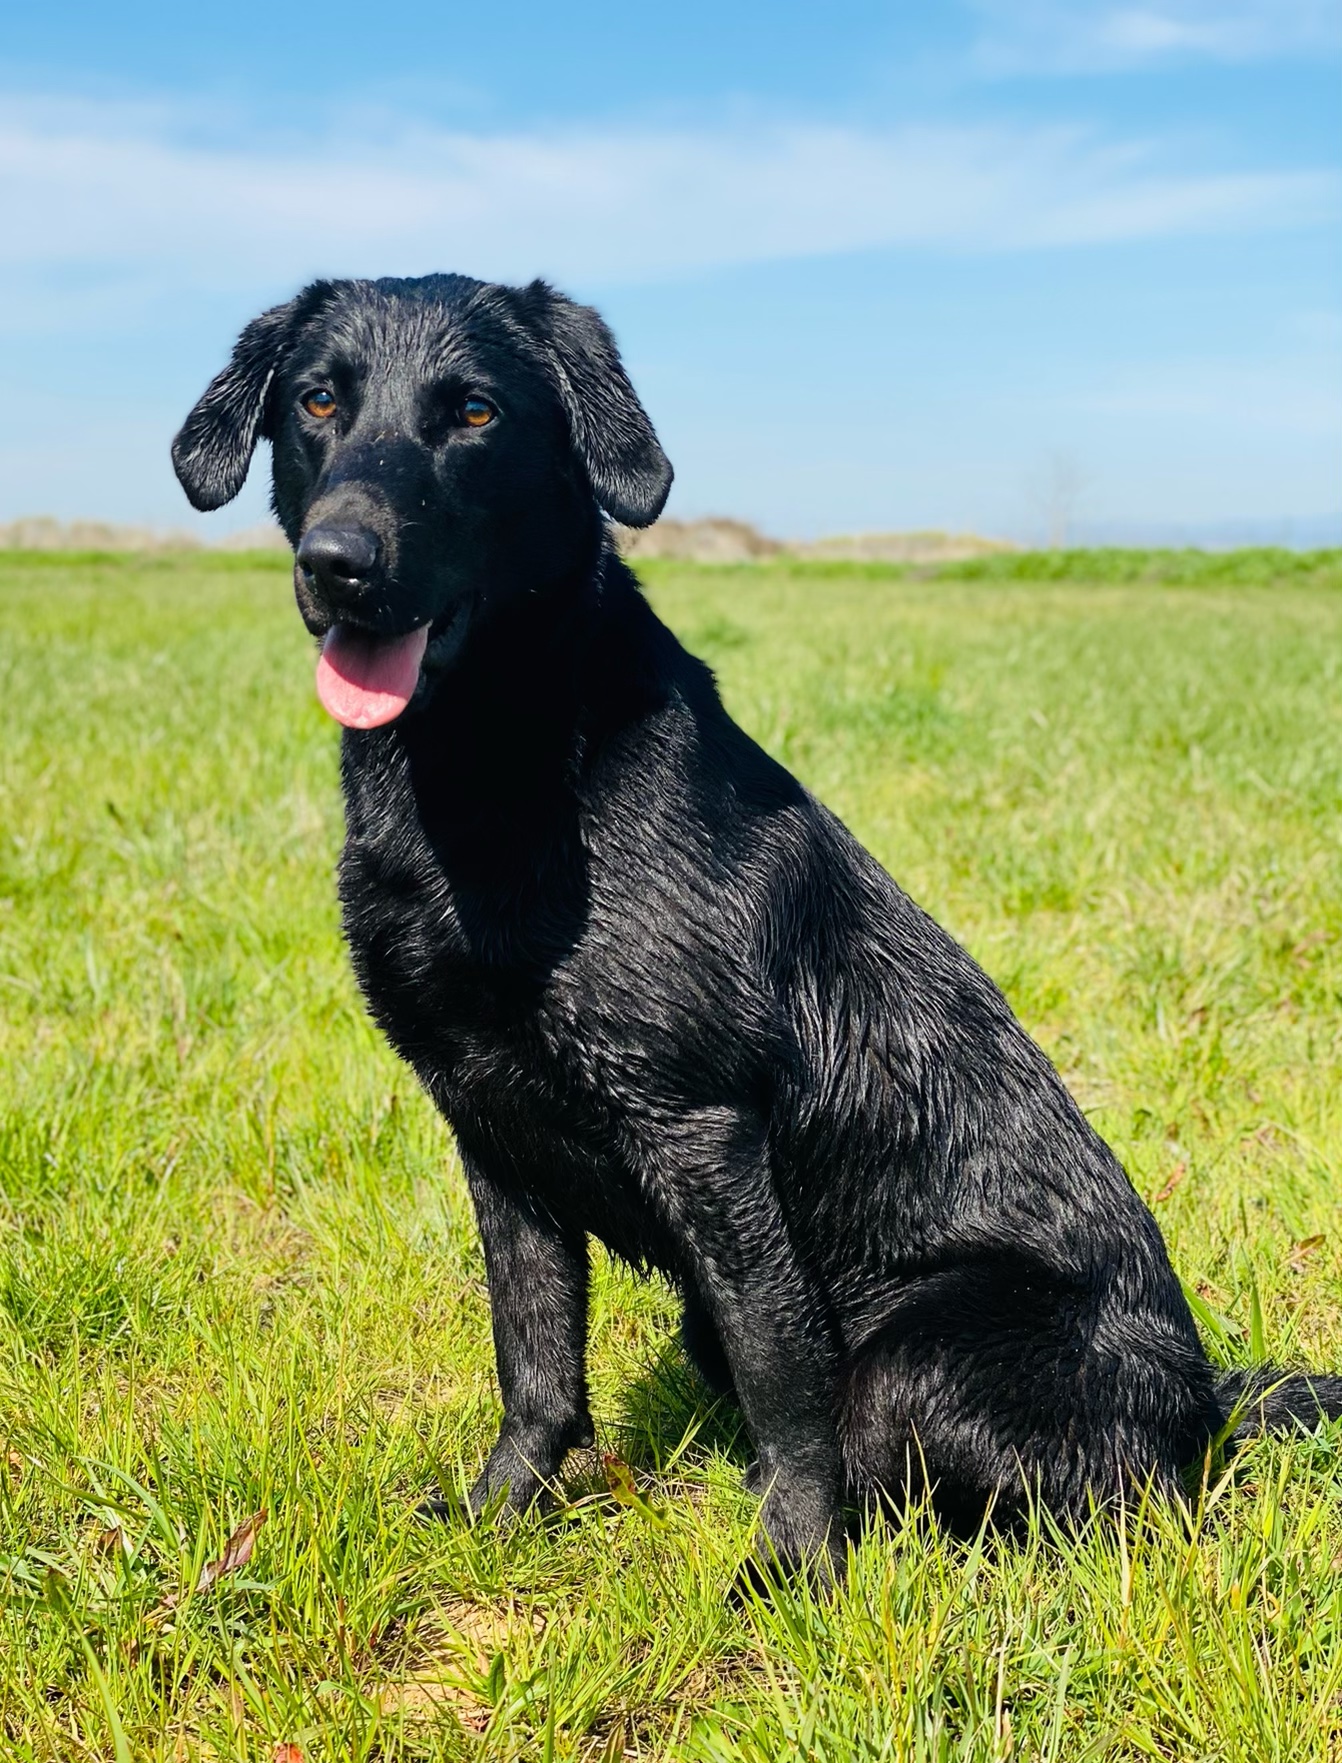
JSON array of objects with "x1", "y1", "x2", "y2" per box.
[
  {"x1": 464, "y1": 1163, "x2": 594, "y2": 1515},
  {"x1": 664, "y1": 1120, "x2": 844, "y2": 1577}
]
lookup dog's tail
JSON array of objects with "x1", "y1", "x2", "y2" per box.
[{"x1": 1216, "y1": 1367, "x2": 1342, "y2": 1441}]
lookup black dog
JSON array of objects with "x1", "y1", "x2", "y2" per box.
[{"x1": 174, "y1": 273, "x2": 1342, "y2": 1572}]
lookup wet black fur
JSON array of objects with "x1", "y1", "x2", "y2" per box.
[{"x1": 175, "y1": 274, "x2": 1342, "y2": 1571}]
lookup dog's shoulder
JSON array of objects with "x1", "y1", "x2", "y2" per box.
[{"x1": 577, "y1": 559, "x2": 812, "y2": 848}]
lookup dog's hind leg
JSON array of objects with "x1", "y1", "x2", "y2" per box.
[
  {"x1": 838, "y1": 1256, "x2": 1218, "y2": 1532},
  {"x1": 657, "y1": 1112, "x2": 846, "y2": 1572}
]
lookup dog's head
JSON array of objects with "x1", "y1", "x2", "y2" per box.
[{"x1": 172, "y1": 274, "x2": 672, "y2": 728}]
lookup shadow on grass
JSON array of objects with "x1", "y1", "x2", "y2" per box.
[{"x1": 609, "y1": 1338, "x2": 751, "y2": 1477}]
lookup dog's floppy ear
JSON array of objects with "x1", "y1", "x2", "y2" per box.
[
  {"x1": 172, "y1": 282, "x2": 333, "y2": 511},
  {"x1": 519, "y1": 281, "x2": 673, "y2": 528}
]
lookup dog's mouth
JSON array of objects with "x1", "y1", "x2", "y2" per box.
[{"x1": 314, "y1": 601, "x2": 473, "y2": 729}]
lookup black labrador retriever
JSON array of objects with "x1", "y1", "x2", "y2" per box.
[{"x1": 174, "y1": 273, "x2": 1342, "y2": 1573}]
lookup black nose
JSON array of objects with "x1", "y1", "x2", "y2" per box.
[{"x1": 296, "y1": 525, "x2": 380, "y2": 591}]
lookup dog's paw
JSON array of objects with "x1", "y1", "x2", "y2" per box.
[
  {"x1": 732, "y1": 1531, "x2": 845, "y2": 1603},
  {"x1": 468, "y1": 1465, "x2": 548, "y2": 1519},
  {"x1": 742, "y1": 1458, "x2": 763, "y2": 1495},
  {"x1": 467, "y1": 1432, "x2": 563, "y2": 1519},
  {"x1": 756, "y1": 1478, "x2": 845, "y2": 1585},
  {"x1": 415, "y1": 1489, "x2": 468, "y2": 1525}
]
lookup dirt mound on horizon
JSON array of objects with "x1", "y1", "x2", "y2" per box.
[
  {"x1": 0, "y1": 517, "x2": 293, "y2": 552},
  {"x1": 613, "y1": 517, "x2": 783, "y2": 562},
  {"x1": 0, "y1": 516, "x2": 201, "y2": 551},
  {"x1": 614, "y1": 518, "x2": 1014, "y2": 564}
]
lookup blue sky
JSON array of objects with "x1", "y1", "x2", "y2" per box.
[{"x1": 2, "y1": 1, "x2": 1338, "y2": 542}]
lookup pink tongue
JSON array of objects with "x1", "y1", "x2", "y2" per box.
[{"x1": 315, "y1": 624, "x2": 431, "y2": 728}]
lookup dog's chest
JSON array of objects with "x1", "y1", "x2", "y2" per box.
[{"x1": 337, "y1": 764, "x2": 670, "y2": 1260}]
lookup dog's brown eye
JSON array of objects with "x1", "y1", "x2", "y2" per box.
[
  {"x1": 462, "y1": 397, "x2": 495, "y2": 428},
  {"x1": 303, "y1": 390, "x2": 337, "y2": 420}
]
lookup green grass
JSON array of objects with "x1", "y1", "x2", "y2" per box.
[{"x1": 3, "y1": 545, "x2": 1342, "y2": 1760}]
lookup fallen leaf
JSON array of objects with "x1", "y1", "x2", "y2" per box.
[
  {"x1": 1288, "y1": 1234, "x2": 1326, "y2": 1273},
  {"x1": 272, "y1": 1745, "x2": 304, "y2": 1763},
  {"x1": 602, "y1": 1452, "x2": 639, "y2": 1504},
  {"x1": 5, "y1": 1449, "x2": 23, "y2": 1482},
  {"x1": 1153, "y1": 1161, "x2": 1187, "y2": 1204},
  {"x1": 162, "y1": 1511, "x2": 267, "y2": 1611},
  {"x1": 94, "y1": 1524, "x2": 128, "y2": 1558},
  {"x1": 198, "y1": 1509, "x2": 266, "y2": 1593},
  {"x1": 602, "y1": 1454, "x2": 669, "y2": 1528}
]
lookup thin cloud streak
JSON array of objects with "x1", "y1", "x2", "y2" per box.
[
  {"x1": 1, "y1": 97, "x2": 1337, "y2": 316},
  {"x1": 970, "y1": 0, "x2": 1342, "y2": 73}
]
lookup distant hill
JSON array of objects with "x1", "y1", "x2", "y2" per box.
[
  {"x1": 613, "y1": 517, "x2": 783, "y2": 561},
  {"x1": 614, "y1": 519, "x2": 1015, "y2": 564},
  {"x1": 0, "y1": 517, "x2": 291, "y2": 552},
  {"x1": 0, "y1": 517, "x2": 202, "y2": 551}
]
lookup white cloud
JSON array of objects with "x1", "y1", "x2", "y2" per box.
[
  {"x1": 0, "y1": 95, "x2": 1336, "y2": 321},
  {"x1": 971, "y1": 0, "x2": 1342, "y2": 72}
]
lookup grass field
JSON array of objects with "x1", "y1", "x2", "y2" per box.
[{"x1": 3, "y1": 546, "x2": 1342, "y2": 1760}]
